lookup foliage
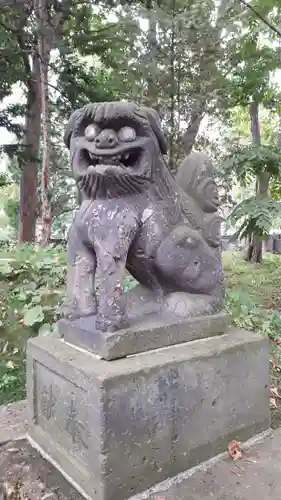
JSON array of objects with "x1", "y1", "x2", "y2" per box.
[
  {"x1": 0, "y1": 1, "x2": 142, "y2": 242},
  {"x1": 219, "y1": 145, "x2": 281, "y2": 246},
  {"x1": 0, "y1": 245, "x2": 67, "y2": 403},
  {"x1": 216, "y1": 1, "x2": 281, "y2": 260},
  {"x1": 0, "y1": 0, "x2": 280, "y2": 242},
  {"x1": 229, "y1": 196, "x2": 281, "y2": 240},
  {"x1": 228, "y1": 105, "x2": 280, "y2": 146},
  {"x1": 0, "y1": 244, "x2": 137, "y2": 404},
  {"x1": 270, "y1": 175, "x2": 281, "y2": 201},
  {"x1": 226, "y1": 288, "x2": 281, "y2": 340},
  {"x1": 220, "y1": 145, "x2": 281, "y2": 187},
  {"x1": 226, "y1": 36, "x2": 279, "y2": 109},
  {"x1": 223, "y1": 250, "x2": 281, "y2": 428},
  {"x1": 0, "y1": 172, "x2": 10, "y2": 187},
  {"x1": 0, "y1": 184, "x2": 20, "y2": 236},
  {"x1": 5, "y1": 199, "x2": 19, "y2": 233},
  {"x1": 224, "y1": 251, "x2": 281, "y2": 347}
]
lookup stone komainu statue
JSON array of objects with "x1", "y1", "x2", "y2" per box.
[{"x1": 63, "y1": 101, "x2": 224, "y2": 333}]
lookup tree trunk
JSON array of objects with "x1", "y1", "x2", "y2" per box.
[
  {"x1": 250, "y1": 101, "x2": 261, "y2": 146},
  {"x1": 17, "y1": 0, "x2": 71, "y2": 245},
  {"x1": 278, "y1": 113, "x2": 281, "y2": 150},
  {"x1": 246, "y1": 101, "x2": 269, "y2": 263},
  {"x1": 36, "y1": 0, "x2": 52, "y2": 246},
  {"x1": 18, "y1": 54, "x2": 41, "y2": 244},
  {"x1": 182, "y1": 105, "x2": 205, "y2": 155},
  {"x1": 176, "y1": 55, "x2": 182, "y2": 167},
  {"x1": 278, "y1": 14, "x2": 281, "y2": 150},
  {"x1": 145, "y1": 0, "x2": 158, "y2": 108},
  {"x1": 168, "y1": 0, "x2": 176, "y2": 173}
]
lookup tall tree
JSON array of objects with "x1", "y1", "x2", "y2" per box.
[
  {"x1": 35, "y1": 0, "x2": 52, "y2": 246},
  {"x1": 226, "y1": 1, "x2": 281, "y2": 261},
  {"x1": 145, "y1": 0, "x2": 158, "y2": 108},
  {"x1": 0, "y1": 0, "x2": 139, "y2": 242},
  {"x1": 278, "y1": 13, "x2": 281, "y2": 149}
]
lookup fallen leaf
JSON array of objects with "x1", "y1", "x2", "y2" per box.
[
  {"x1": 270, "y1": 397, "x2": 277, "y2": 409},
  {"x1": 270, "y1": 359, "x2": 276, "y2": 369},
  {"x1": 228, "y1": 440, "x2": 242, "y2": 461},
  {"x1": 276, "y1": 339, "x2": 281, "y2": 345},
  {"x1": 270, "y1": 387, "x2": 281, "y2": 399}
]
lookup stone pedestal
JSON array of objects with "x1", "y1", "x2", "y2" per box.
[
  {"x1": 27, "y1": 326, "x2": 270, "y2": 500},
  {"x1": 57, "y1": 311, "x2": 229, "y2": 360}
]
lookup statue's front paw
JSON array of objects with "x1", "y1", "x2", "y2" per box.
[
  {"x1": 96, "y1": 313, "x2": 129, "y2": 333},
  {"x1": 62, "y1": 301, "x2": 97, "y2": 320}
]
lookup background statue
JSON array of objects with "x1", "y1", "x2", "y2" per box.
[{"x1": 63, "y1": 101, "x2": 224, "y2": 333}]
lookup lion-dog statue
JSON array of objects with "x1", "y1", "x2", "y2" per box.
[{"x1": 63, "y1": 101, "x2": 224, "y2": 333}]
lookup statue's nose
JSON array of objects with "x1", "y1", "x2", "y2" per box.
[{"x1": 95, "y1": 129, "x2": 118, "y2": 149}]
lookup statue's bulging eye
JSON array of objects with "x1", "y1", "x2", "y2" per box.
[
  {"x1": 85, "y1": 124, "x2": 99, "y2": 141},
  {"x1": 118, "y1": 126, "x2": 136, "y2": 142}
]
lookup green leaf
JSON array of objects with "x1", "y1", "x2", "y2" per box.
[
  {"x1": 23, "y1": 305, "x2": 44, "y2": 327},
  {"x1": 220, "y1": 145, "x2": 281, "y2": 184},
  {"x1": 38, "y1": 323, "x2": 52, "y2": 336},
  {"x1": 229, "y1": 196, "x2": 281, "y2": 239},
  {"x1": 17, "y1": 291, "x2": 28, "y2": 301},
  {"x1": 31, "y1": 294, "x2": 42, "y2": 305},
  {"x1": 0, "y1": 374, "x2": 17, "y2": 390},
  {"x1": 0, "y1": 259, "x2": 13, "y2": 276}
]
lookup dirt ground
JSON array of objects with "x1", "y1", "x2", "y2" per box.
[{"x1": 0, "y1": 439, "x2": 82, "y2": 500}]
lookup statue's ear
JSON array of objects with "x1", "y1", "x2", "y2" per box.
[
  {"x1": 63, "y1": 108, "x2": 84, "y2": 149},
  {"x1": 140, "y1": 107, "x2": 167, "y2": 155}
]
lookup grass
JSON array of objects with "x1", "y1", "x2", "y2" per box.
[
  {"x1": 224, "y1": 251, "x2": 281, "y2": 428},
  {"x1": 1, "y1": 246, "x2": 281, "y2": 426},
  {"x1": 223, "y1": 251, "x2": 281, "y2": 311}
]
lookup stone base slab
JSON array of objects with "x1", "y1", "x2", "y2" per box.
[
  {"x1": 27, "y1": 329, "x2": 270, "y2": 500},
  {"x1": 58, "y1": 311, "x2": 229, "y2": 360}
]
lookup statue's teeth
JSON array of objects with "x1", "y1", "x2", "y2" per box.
[
  {"x1": 124, "y1": 153, "x2": 129, "y2": 160},
  {"x1": 117, "y1": 154, "x2": 122, "y2": 160}
]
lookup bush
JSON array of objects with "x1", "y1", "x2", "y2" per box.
[
  {"x1": 0, "y1": 245, "x2": 67, "y2": 404},
  {"x1": 225, "y1": 289, "x2": 281, "y2": 341},
  {"x1": 0, "y1": 244, "x2": 137, "y2": 404}
]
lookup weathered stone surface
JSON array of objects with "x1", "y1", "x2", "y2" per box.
[
  {"x1": 58, "y1": 311, "x2": 229, "y2": 360},
  {"x1": 27, "y1": 329, "x2": 269, "y2": 500},
  {"x1": 62, "y1": 101, "x2": 224, "y2": 334},
  {"x1": 136, "y1": 430, "x2": 281, "y2": 500}
]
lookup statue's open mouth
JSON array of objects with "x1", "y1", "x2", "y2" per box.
[
  {"x1": 75, "y1": 144, "x2": 152, "y2": 198},
  {"x1": 78, "y1": 147, "x2": 143, "y2": 172}
]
